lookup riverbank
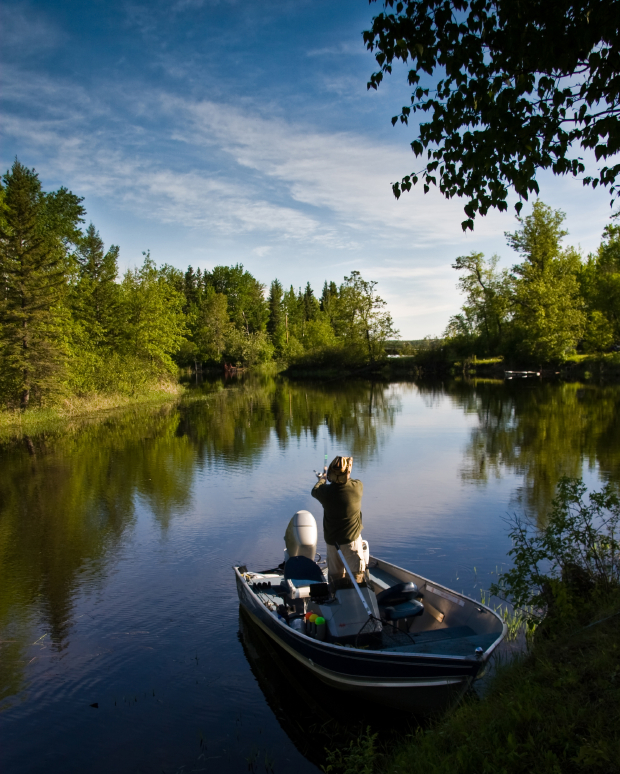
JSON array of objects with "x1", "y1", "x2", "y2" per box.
[
  {"x1": 334, "y1": 589, "x2": 620, "y2": 774},
  {"x1": 283, "y1": 352, "x2": 620, "y2": 382},
  {"x1": 384, "y1": 352, "x2": 620, "y2": 381},
  {"x1": 0, "y1": 383, "x2": 186, "y2": 440}
]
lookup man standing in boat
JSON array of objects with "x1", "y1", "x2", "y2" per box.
[{"x1": 311, "y1": 456, "x2": 365, "y2": 587}]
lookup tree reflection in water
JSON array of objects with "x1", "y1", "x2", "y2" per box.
[
  {"x1": 0, "y1": 376, "x2": 398, "y2": 706},
  {"x1": 432, "y1": 380, "x2": 620, "y2": 520}
]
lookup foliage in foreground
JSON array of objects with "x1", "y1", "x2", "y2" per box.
[
  {"x1": 363, "y1": 0, "x2": 619, "y2": 230},
  {"x1": 381, "y1": 591, "x2": 620, "y2": 774},
  {"x1": 490, "y1": 478, "x2": 620, "y2": 630}
]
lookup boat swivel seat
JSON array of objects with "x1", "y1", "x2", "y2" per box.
[{"x1": 377, "y1": 582, "x2": 424, "y2": 626}]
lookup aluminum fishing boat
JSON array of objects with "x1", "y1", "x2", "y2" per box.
[{"x1": 234, "y1": 510, "x2": 507, "y2": 713}]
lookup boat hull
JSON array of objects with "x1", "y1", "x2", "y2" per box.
[{"x1": 235, "y1": 567, "x2": 484, "y2": 713}]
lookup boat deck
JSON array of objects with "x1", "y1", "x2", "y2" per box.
[{"x1": 381, "y1": 625, "x2": 498, "y2": 656}]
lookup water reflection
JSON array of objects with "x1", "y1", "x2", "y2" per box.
[
  {"x1": 0, "y1": 377, "x2": 399, "y2": 707},
  {"x1": 181, "y1": 374, "x2": 399, "y2": 464},
  {"x1": 1, "y1": 376, "x2": 620, "y2": 772},
  {"x1": 438, "y1": 380, "x2": 620, "y2": 517},
  {"x1": 238, "y1": 607, "x2": 414, "y2": 770}
]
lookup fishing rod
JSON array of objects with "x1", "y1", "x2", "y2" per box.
[{"x1": 313, "y1": 439, "x2": 328, "y2": 480}]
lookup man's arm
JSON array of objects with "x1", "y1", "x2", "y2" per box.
[{"x1": 311, "y1": 478, "x2": 327, "y2": 501}]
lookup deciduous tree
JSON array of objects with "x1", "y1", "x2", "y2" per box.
[
  {"x1": 338, "y1": 271, "x2": 399, "y2": 360},
  {"x1": 364, "y1": 0, "x2": 620, "y2": 230},
  {"x1": 204, "y1": 264, "x2": 267, "y2": 333},
  {"x1": 119, "y1": 253, "x2": 188, "y2": 373},
  {"x1": 508, "y1": 202, "x2": 585, "y2": 361},
  {"x1": 445, "y1": 252, "x2": 510, "y2": 353}
]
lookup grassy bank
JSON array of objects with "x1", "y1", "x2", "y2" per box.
[
  {"x1": 0, "y1": 382, "x2": 186, "y2": 440},
  {"x1": 327, "y1": 591, "x2": 620, "y2": 774},
  {"x1": 375, "y1": 591, "x2": 620, "y2": 774},
  {"x1": 562, "y1": 352, "x2": 620, "y2": 379}
]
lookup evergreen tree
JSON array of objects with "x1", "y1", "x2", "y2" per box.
[
  {"x1": 267, "y1": 279, "x2": 286, "y2": 351},
  {"x1": 267, "y1": 279, "x2": 283, "y2": 334},
  {"x1": 320, "y1": 280, "x2": 340, "y2": 332},
  {"x1": 73, "y1": 223, "x2": 120, "y2": 346},
  {"x1": 184, "y1": 266, "x2": 198, "y2": 311},
  {"x1": 302, "y1": 282, "x2": 320, "y2": 322},
  {"x1": 0, "y1": 160, "x2": 84, "y2": 407}
]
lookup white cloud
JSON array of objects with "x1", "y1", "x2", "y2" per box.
[
  {"x1": 3, "y1": 67, "x2": 507, "y2": 253},
  {"x1": 166, "y1": 94, "x2": 512, "y2": 248},
  {"x1": 252, "y1": 245, "x2": 272, "y2": 257},
  {"x1": 306, "y1": 42, "x2": 365, "y2": 57}
]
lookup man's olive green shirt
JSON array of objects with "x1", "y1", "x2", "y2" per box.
[{"x1": 311, "y1": 478, "x2": 363, "y2": 546}]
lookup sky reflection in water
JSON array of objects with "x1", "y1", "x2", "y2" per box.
[{"x1": 1, "y1": 376, "x2": 619, "y2": 773}]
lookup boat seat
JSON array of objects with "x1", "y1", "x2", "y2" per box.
[
  {"x1": 377, "y1": 581, "x2": 420, "y2": 607},
  {"x1": 382, "y1": 599, "x2": 424, "y2": 621},
  {"x1": 284, "y1": 555, "x2": 325, "y2": 584}
]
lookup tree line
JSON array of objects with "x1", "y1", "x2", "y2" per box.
[
  {"x1": 0, "y1": 160, "x2": 397, "y2": 409},
  {"x1": 444, "y1": 201, "x2": 620, "y2": 362}
]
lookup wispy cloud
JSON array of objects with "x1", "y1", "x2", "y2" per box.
[
  {"x1": 3, "y1": 65, "x2": 510, "y2": 253},
  {"x1": 2, "y1": 47, "x2": 615, "y2": 337},
  {"x1": 167, "y1": 94, "x2": 511, "y2": 247},
  {"x1": 0, "y1": 3, "x2": 66, "y2": 55},
  {"x1": 306, "y1": 42, "x2": 365, "y2": 57}
]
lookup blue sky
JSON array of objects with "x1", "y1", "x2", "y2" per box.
[{"x1": 2, "y1": 0, "x2": 617, "y2": 337}]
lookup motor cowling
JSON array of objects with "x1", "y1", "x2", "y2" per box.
[{"x1": 283, "y1": 510, "x2": 317, "y2": 561}]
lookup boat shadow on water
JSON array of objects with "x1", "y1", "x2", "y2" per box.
[{"x1": 238, "y1": 606, "x2": 442, "y2": 770}]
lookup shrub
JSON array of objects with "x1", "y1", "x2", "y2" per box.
[{"x1": 490, "y1": 477, "x2": 620, "y2": 629}]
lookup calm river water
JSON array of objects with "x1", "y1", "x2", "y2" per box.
[{"x1": 1, "y1": 376, "x2": 619, "y2": 773}]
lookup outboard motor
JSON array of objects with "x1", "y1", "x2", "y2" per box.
[{"x1": 283, "y1": 510, "x2": 317, "y2": 562}]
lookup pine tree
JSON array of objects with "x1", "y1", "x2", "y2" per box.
[
  {"x1": 320, "y1": 280, "x2": 339, "y2": 329},
  {"x1": 303, "y1": 282, "x2": 319, "y2": 322},
  {"x1": 267, "y1": 279, "x2": 283, "y2": 334},
  {"x1": 0, "y1": 160, "x2": 84, "y2": 407},
  {"x1": 73, "y1": 223, "x2": 120, "y2": 346},
  {"x1": 184, "y1": 266, "x2": 198, "y2": 311}
]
